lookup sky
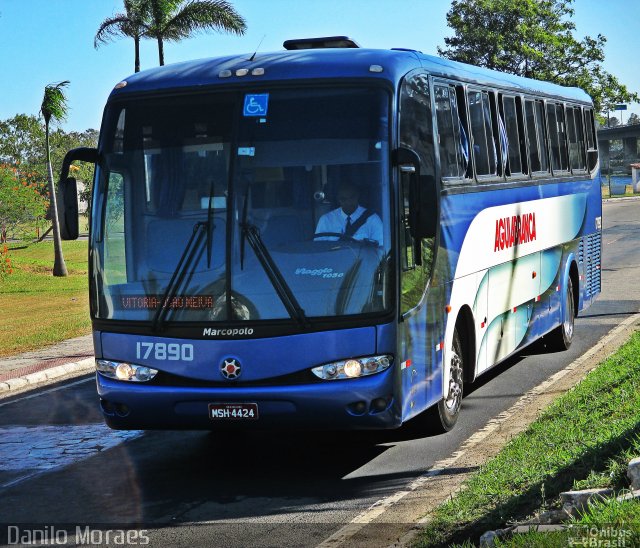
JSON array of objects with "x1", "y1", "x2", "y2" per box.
[{"x1": 1, "y1": 0, "x2": 639, "y2": 132}]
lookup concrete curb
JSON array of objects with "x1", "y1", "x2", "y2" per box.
[
  {"x1": 602, "y1": 195, "x2": 640, "y2": 203},
  {"x1": 0, "y1": 357, "x2": 95, "y2": 399}
]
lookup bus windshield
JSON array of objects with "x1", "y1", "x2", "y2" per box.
[{"x1": 91, "y1": 87, "x2": 392, "y2": 324}]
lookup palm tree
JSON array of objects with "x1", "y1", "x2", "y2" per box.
[
  {"x1": 41, "y1": 81, "x2": 70, "y2": 277},
  {"x1": 94, "y1": 0, "x2": 148, "y2": 73},
  {"x1": 145, "y1": 0, "x2": 246, "y2": 66}
]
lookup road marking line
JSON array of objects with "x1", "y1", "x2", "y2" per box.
[
  {"x1": 317, "y1": 312, "x2": 640, "y2": 548},
  {"x1": 0, "y1": 377, "x2": 93, "y2": 408},
  {"x1": 1, "y1": 471, "x2": 41, "y2": 490},
  {"x1": 603, "y1": 236, "x2": 624, "y2": 245}
]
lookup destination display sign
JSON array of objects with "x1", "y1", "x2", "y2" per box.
[{"x1": 118, "y1": 295, "x2": 214, "y2": 310}]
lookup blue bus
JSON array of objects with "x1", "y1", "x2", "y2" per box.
[{"x1": 58, "y1": 37, "x2": 601, "y2": 431}]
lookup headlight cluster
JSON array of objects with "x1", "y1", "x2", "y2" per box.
[
  {"x1": 311, "y1": 355, "x2": 393, "y2": 380},
  {"x1": 96, "y1": 359, "x2": 158, "y2": 382}
]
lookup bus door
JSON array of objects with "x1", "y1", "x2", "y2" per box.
[{"x1": 397, "y1": 70, "x2": 440, "y2": 418}]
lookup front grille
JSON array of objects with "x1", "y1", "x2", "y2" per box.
[{"x1": 149, "y1": 369, "x2": 320, "y2": 388}]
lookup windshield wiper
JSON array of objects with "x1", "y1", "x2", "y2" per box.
[
  {"x1": 152, "y1": 221, "x2": 208, "y2": 332},
  {"x1": 241, "y1": 221, "x2": 309, "y2": 329},
  {"x1": 238, "y1": 182, "x2": 308, "y2": 328}
]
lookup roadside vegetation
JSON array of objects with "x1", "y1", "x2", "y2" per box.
[
  {"x1": 0, "y1": 240, "x2": 90, "y2": 357},
  {"x1": 416, "y1": 330, "x2": 640, "y2": 547},
  {"x1": 602, "y1": 185, "x2": 639, "y2": 199}
]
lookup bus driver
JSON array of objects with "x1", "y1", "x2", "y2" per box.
[{"x1": 314, "y1": 182, "x2": 383, "y2": 246}]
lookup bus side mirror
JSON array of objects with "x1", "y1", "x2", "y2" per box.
[
  {"x1": 58, "y1": 177, "x2": 79, "y2": 240},
  {"x1": 57, "y1": 147, "x2": 99, "y2": 240},
  {"x1": 418, "y1": 174, "x2": 438, "y2": 239}
]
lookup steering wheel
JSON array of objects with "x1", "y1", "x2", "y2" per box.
[
  {"x1": 314, "y1": 231, "x2": 358, "y2": 242},
  {"x1": 313, "y1": 232, "x2": 379, "y2": 246}
]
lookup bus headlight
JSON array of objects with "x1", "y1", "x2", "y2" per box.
[
  {"x1": 311, "y1": 355, "x2": 393, "y2": 380},
  {"x1": 96, "y1": 359, "x2": 158, "y2": 382}
]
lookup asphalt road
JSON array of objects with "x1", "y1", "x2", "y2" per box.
[{"x1": 0, "y1": 199, "x2": 638, "y2": 548}]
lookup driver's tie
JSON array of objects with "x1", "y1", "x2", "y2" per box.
[{"x1": 345, "y1": 215, "x2": 352, "y2": 236}]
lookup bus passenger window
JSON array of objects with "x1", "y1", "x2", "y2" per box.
[
  {"x1": 556, "y1": 105, "x2": 569, "y2": 170},
  {"x1": 574, "y1": 108, "x2": 587, "y2": 169},
  {"x1": 547, "y1": 103, "x2": 568, "y2": 172},
  {"x1": 435, "y1": 84, "x2": 467, "y2": 180},
  {"x1": 525, "y1": 100, "x2": 540, "y2": 172},
  {"x1": 497, "y1": 113, "x2": 508, "y2": 176},
  {"x1": 546, "y1": 103, "x2": 559, "y2": 170},
  {"x1": 502, "y1": 96, "x2": 523, "y2": 175},
  {"x1": 534, "y1": 101, "x2": 550, "y2": 172},
  {"x1": 467, "y1": 90, "x2": 497, "y2": 177},
  {"x1": 525, "y1": 100, "x2": 549, "y2": 174},
  {"x1": 584, "y1": 108, "x2": 597, "y2": 151},
  {"x1": 584, "y1": 108, "x2": 599, "y2": 172},
  {"x1": 567, "y1": 106, "x2": 586, "y2": 171},
  {"x1": 483, "y1": 92, "x2": 497, "y2": 176}
]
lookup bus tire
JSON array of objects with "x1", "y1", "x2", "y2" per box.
[
  {"x1": 436, "y1": 327, "x2": 464, "y2": 432},
  {"x1": 545, "y1": 276, "x2": 575, "y2": 351}
]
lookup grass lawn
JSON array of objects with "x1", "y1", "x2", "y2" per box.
[
  {"x1": 416, "y1": 330, "x2": 640, "y2": 547},
  {"x1": 0, "y1": 240, "x2": 90, "y2": 357},
  {"x1": 602, "y1": 186, "x2": 639, "y2": 199}
]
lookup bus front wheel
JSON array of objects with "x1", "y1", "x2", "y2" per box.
[{"x1": 436, "y1": 328, "x2": 464, "y2": 432}]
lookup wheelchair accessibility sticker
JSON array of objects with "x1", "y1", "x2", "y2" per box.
[{"x1": 243, "y1": 93, "x2": 269, "y2": 117}]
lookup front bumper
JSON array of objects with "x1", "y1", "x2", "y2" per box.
[{"x1": 96, "y1": 367, "x2": 401, "y2": 430}]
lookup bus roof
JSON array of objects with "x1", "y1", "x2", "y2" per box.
[{"x1": 110, "y1": 47, "x2": 592, "y2": 105}]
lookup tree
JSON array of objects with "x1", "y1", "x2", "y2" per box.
[
  {"x1": 95, "y1": 1, "x2": 246, "y2": 71},
  {"x1": 0, "y1": 115, "x2": 43, "y2": 171},
  {"x1": 95, "y1": 0, "x2": 148, "y2": 73},
  {"x1": 0, "y1": 116, "x2": 98, "y2": 216},
  {"x1": 144, "y1": 0, "x2": 246, "y2": 66},
  {"x1": 439, "y1": 0, "x2": 638, "y2": 116},
  {"x1": 628, "y1": 113, "x2": 640, "y2": 125},
  {"x1": 41, "y1": 81, "x2": 70, "y2": 277},
  {"x1": 0, "y1": 165, "x2": 48, "y2": 243}
]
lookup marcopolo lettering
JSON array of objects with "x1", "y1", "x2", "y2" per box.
[
  {"x1": 494, "y1": 212, "x2": 537, "y2": 252},
  {"x1": 203, "y1": 327, "x2": 254, "y2": 337}
]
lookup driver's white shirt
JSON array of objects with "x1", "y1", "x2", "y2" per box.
[{"x1": 315, "y1": 206, "x2": 383, "y2": 245}]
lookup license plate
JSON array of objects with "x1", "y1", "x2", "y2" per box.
[{"x1": 209, "y1": 403, "x2": 259, "y2": 421}]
